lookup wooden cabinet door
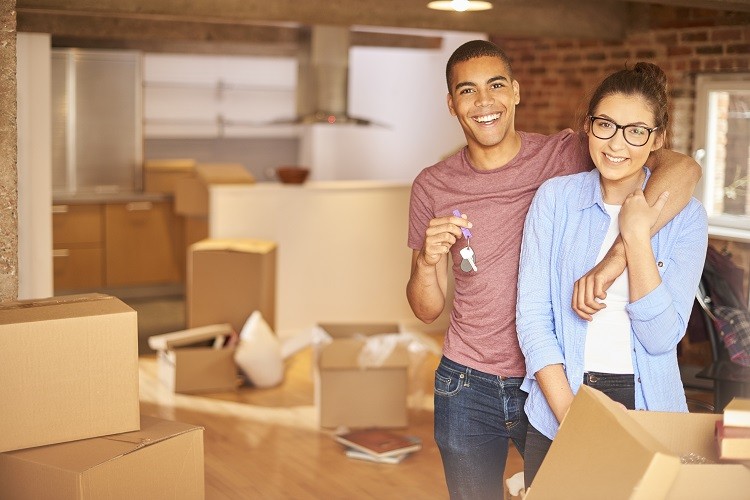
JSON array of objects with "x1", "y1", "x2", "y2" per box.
[
  {"x1": 52, "y1": 204, "x2": 104, "y2": 290},
  {"x1": 105, "y1": 201, "x2": 183, "y2": 286},
  {"x1": 53, "y1": 247, "x2": 104, "y2": 290}
]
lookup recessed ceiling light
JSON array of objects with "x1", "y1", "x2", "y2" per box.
[{"x1": 427, "y1": 0, "x2": 493, "y2": 12}]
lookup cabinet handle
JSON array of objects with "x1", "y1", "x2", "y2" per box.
[
  {"x1": 125, "y1": 201, "x2": 153, "y2": 211},
  {"x1": 53, "y1": 249, "x2": 70, "y2": 258},
  {"x1": 52, "y1": 205, "x2": 69, "y2": 214}
]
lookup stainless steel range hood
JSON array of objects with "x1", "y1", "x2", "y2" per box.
[{"x1": 291, "y1": 25, "x2": 378, "y2": 126}]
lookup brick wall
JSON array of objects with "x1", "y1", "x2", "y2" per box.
[
  {"x1": 491, "y1": 20, "x2": 750, "y2": 157},
  {"x1": 491, "y1": 11, "x2": 750, "y2": 304}
]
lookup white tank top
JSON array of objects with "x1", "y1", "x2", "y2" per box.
[{"x1": 583, "y1": 202, "x2": 634, "y2": 374}]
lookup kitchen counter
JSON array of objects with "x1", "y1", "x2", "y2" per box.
[
  {"x1": 52, "y1": 191, "x2": 171, "y2": 205},
  {"x1": 249, "y1": 180, "x2": 411, "y2": 191}
]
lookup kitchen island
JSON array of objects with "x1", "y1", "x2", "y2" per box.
[{"x1": 209, "y1": 180, "x2": 447, "y2": 334}]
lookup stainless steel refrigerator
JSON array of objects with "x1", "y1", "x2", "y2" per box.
[{"x1": 51, "y1": 48, "x2": 142, "y2": 194}]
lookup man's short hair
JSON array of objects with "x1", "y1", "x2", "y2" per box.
[{"x1": 446, "y1": 40, "x2": 514, "y2": 92}]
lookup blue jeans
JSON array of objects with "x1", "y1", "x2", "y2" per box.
[
  {"x1": 523, "y1": 371, "x2": 636, "y2": 489},
  {"x1": 434, "y1": 356, "x2": 528, "y2": 500}
]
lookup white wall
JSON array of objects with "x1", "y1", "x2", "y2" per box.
[
  {"x1": 210, "y1": 182, "x2": 417, "y2": 334},
  {"x1": 300, "y1": 31, "x2": 486, "y2": 182},
  {"x1": 16, "y1": 33, "x2": 53, "y2": 300}
]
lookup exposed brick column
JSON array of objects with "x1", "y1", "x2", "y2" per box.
[{"x1": 0, "y1": 1, "x2": 17, "y2": 301}]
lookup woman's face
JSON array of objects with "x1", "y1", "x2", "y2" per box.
[{"x1": 587, "y1": 93, "x2": 664, "y2": 188}]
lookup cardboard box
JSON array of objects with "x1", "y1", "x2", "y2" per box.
[
  {"x1": 174, "y1": 163, "x2": 255, "y2": 217},
  {"x1": 143, "y1": 158, "x2": 196, "y2": 195},
  {"x1": 148, "y1": 324, "x2": 239, "y2": 394},
  {"x1": 0, "y1": 294, "x2": 140, "y2": 453},
  {"x1": 526, "y1": 385, "x2": 750, "y2": 500},
  {"x1": 184, "y1": 215, "x2": 209, "y2": 250},
  {"x1": 315, "y1": 323, "x2": 409, "y2": 429},
  {"x1": 187, "y1": 239, "x2": 277, "y2": 334},
  {"x1": 0, "y1": 415, "x2": 204, "y2": 500}
]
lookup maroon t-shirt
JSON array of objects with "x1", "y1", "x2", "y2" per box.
[{"x1": 408, "y1": 129, "x2": 591, "y2": 377}]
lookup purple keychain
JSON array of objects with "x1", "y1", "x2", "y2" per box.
[
  {"x1": 453, "y1": 210, "x2": 477, "y2": 272},
  {"x1": 452, "y1": 210, "x2": 473, "y2": 239}
]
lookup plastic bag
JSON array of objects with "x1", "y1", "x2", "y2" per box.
[{"x1": 233, "y1": 310, "x2": 285, "y2": 388}]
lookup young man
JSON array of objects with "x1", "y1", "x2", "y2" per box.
[{"x1": 406, "y1": 40, "x2": 700, "y2": 500}]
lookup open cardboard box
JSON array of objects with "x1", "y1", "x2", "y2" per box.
[
  {"x1": 0, "y1": 415, "x2": 204, "y2": 500},
  {"x1": 0, "y1": 293, "x2": 140, "y2": 453},
  {"x1": 314, "y1": 323, "x2": 409, "y2": 429},
  {"x1": 148, "y1": 324, "x2": 239, "y2": 394},
  {"x1": 526, "y1": 385, "x2": 750, "y2": 499}
]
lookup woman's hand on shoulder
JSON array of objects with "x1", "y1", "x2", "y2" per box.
[{"x1": 620, "y1": 189, "x2": 669, "y2": 243}]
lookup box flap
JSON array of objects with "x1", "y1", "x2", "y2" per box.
[
  {"x1": 318, "y1": 323, "x2": 401, "y2": 339},
  {"x1": 148, "y1": 323, "x2": 234, "y2": 350},
  {"x1": 195, "y1": 163, "x2": 255, "y2": 184},
  {"x1": 629, "y1": 410, "x2": 722, "y2": 461},
  {"x1": 0, "y1": 293, "x2": 132, "y2": 325},
  {"x1": 318, "y1": 337, "x2": 410, "y2": 369},
  {"x1": 527, "y1": 385, "x2": 681, "y2": 499},
  {"x1": 3, "y1": 416, "x2": 202, "y2": 473},
  {"x1": 143, "y1": 158, "x2": 196, "y2": 172},
  {"x1": 190, "y1": 238, "x2": 277, "y2": 254}
]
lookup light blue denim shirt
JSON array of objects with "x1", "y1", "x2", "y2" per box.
[{"x1": 516, "y1": 167, "x2": 708, "y2": 440}]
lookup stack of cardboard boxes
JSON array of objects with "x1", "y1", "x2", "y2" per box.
[
  {"x1": 0, "y1": 294, "x2": 205, "y2": 499},
  {"x1": 147, "y1": 238, "x2": 278, "y2": 395}
]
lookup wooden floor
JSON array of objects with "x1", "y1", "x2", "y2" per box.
[
  {"x1": 133, "y1": 296, "x2": 712, "y2": 499},
  {"x1": 138, "y1": 339, "x2": 523, "y2": 499}
]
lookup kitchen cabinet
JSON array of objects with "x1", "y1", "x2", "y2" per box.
[
  {"x1": 105, "y1": 201, "x2": 183, "y2": 287},
  {"x1": 52, "y1": 199, "x2": 184, "y2": 291},
  {"x1": 52, "y1": 204, "x2": 105, "y2": 290}
]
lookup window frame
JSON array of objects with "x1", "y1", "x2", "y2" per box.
[{"x1": 693, "y1": 73, "x2": 750, "y2": 240}]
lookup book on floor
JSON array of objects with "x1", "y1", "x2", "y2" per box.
[
  {"x1": 334, "y1": 428, "x2": 422, "y2": 458},
  {"x1": 716, "y1": 419, "x2": 750, "y2": 460},
  {"x1": 723, "y1": 397, "x2": 750, "y2": 428}
]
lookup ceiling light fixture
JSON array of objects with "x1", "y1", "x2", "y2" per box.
[{"x1": 427, "y1": 0, "x2": 493, "y2": 12}]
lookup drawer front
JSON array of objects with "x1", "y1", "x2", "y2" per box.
[
  {"x1": 52, "y1": 204, "x2": 104, "y2": 246},
  {"x1": 53, "y1": 247, "x2": 104, "y2": 290}
]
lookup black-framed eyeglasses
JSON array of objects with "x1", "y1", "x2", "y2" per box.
[{"x1": 588, "y1": 115, "x2": 659, "y2": 147}]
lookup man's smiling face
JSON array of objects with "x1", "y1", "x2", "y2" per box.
[{"x1": 447, "y1": 55, "x2": 520, "y2": 152}]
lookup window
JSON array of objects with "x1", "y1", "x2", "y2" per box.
[{"x1": 694, "y1": 74, "x2": 750, "y2": 236}]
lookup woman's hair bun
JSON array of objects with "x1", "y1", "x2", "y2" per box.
[{"x1": 633, "y1": 62, "x2": 667, "y2": 90}]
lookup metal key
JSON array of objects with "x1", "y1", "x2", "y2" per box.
[{"x1": 460, "y1": 245, "x2": 478, "y2": 272}]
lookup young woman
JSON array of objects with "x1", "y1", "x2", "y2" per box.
[{"x1": 515, "y1": 62, "x2": 708, "y2": 488}]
